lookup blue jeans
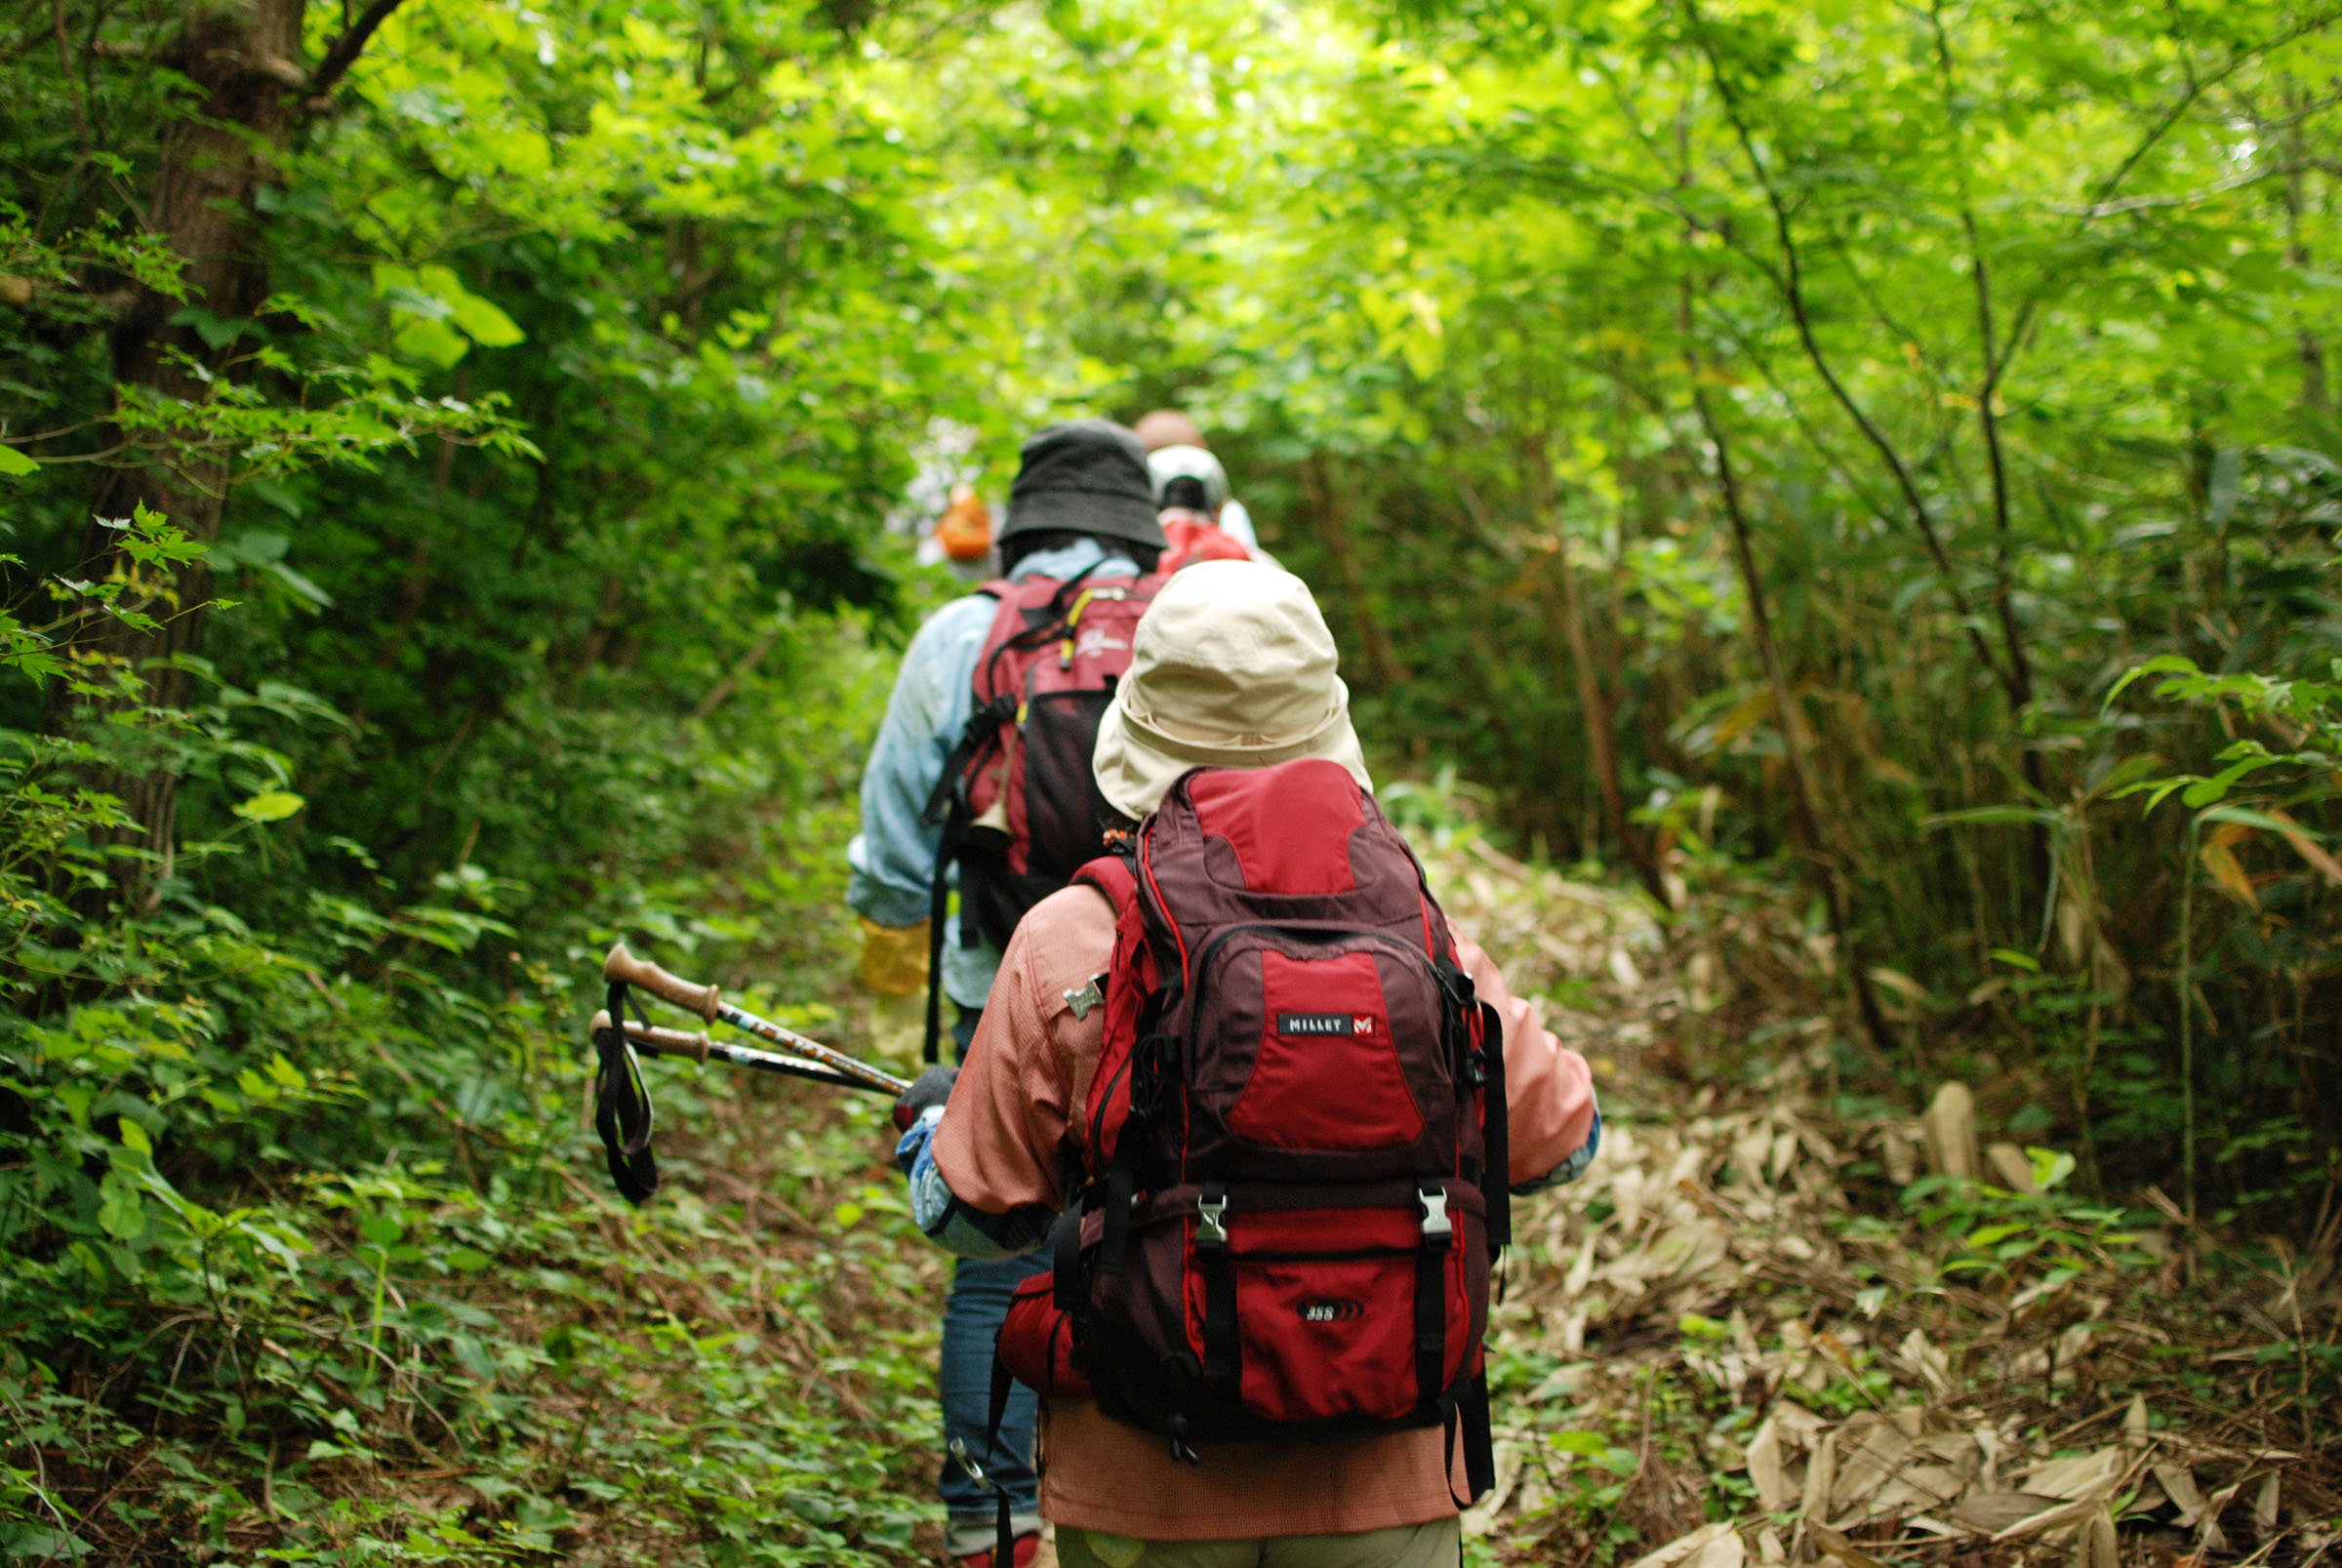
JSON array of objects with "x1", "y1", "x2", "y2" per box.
[
  {"x1": 938, "y1": 1005, "x2": 1046, "y2": 1555},
  {"x1": 939, "y1": 1251, "x2": 1049, "y2": 1551}
]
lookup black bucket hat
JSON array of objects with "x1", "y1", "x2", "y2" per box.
[{"x1": 998, "y1": 420, "x2": 1167, "y2": 553}]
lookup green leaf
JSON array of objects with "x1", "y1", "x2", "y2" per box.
[
  {"x1": 2028, "y1": 1147, "x2": 2078, "y2": 1191},
  {"x1": 2180, "y1": 755, "x2": 2279, "y2": 808},
  {"x1": 234, "y1": 790, "x2": 305, "y2": 823},
  {"x1": 395, "y1": 315, "x2": 471, "y2": 368},
  {"x1": 2104, "y1": 654, "x2": 2200, "y2": 709},
  {"x1": 98, "y1": 1175, "x2": 146, "y2": 1240},
  {"x1": 1547, "y1": 1429, "x2": 1610, "y2": 1457},
  {"x1": 1965, "y1": 1223, "x2": 2028, "y2": 1248},
  {"x1": 0, "y1": 445, "x2": 36, "y2": 476},
  {"x1": 450, "y1": 292, "x2": 525, "y2": 348}
]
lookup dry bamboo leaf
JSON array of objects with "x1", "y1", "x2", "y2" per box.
[
  {"x1": 2123, "y1": 1394, "x2": 2149, "y2": 1442},
  {"x1": 2199, "y1": 835, "x2": 2258, "y2": 908},
  {"x1": 2253, "y1": 1472, "x2": 2281, "y2": 1535},
  {"x1": 2053, "y1": 1321, "x2": 2094, "y2": 1377},
  {"x1": 1922, "y1": 1083, "x2": 1980, "y2": 1180},
  {"x1": 1807, "y1": 1521, "x2": 1890, "y2": 1568},
  {"x1": 1690, "y1": 1530, "x2": 1746, "y2": 1568},
  {"x1": 1625, "y1": 1521, "x2": 1733, "y2": 1568},
  {"x1": 2020, "y1": 1447, "x2": 2123, "y2": 1501},
  {"x1": 1985, "y1": 1143, "x2": 2040, "y2": 1196},
  {"x1": 2155, "y1": 1464, "x2": 2207, "y2": 1526},
  {"x1": 1802, "y1": 1430, "x2": 1838, "y2": 1523},
  {"x1": 2076, "y1": 1508, "x2": 2119, "y2": 1568},
  {"x1": 1897, "y1": 1328, "x2": 1952, "y2": 1393},
  {"x1": 1990, "y1": 1492, "x2": 2122, "y2": 1543},
  {"x1": 2124, "y1": 1473, "x2": 2170, "y2": 1517},
  {"x1": 2196, "y1": 1478, "x2": 2241, "y2": 1555},
  {"x1": 1756, "y1": 1527, "x2": 1787, "y2": 1565},
  {"x1": 2269, "y1": 810, "x2": 2342, "y2": 886},
  {"x1": 1747, "y1": 1419, "x2": 1793, "y2": 1512},
  {"x1": 1829, "y1": 1420, "x2": 1915, "y2": 1515},
  {"x1": 1952, "y1": 1492, "x2": 2069, "y2": 1534}
]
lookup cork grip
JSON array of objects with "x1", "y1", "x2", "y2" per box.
[
  {"x1": 602, "y1": 941, "x2": 721, "y2": 1023},
  {"x1": 590, "y1": 1010, "x2": 711, "y2": 1064}
]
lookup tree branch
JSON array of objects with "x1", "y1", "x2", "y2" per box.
[
  {"x1": 1684, "y1": 0, "x2": 2019, "y2": 708},
  {"x1": 307, "y1": 0, "x2": 411, "y2": 99}
]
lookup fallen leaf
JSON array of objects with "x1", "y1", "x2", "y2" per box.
[
  {"x1": 2077, "y1": 1508, "x2": 2119, "y2": 1568},
  {"x1": 2021, "y1": 1447, "x2": 2123, "y2": 1501},
  {"x1": 1808, "y1": 1520, "x2": 1889, "y2": 1568},
  {"x1": 1952, "y1": 1492, "x2": 2069, "y2": 1534},
  {"x1": 1747, "y1": 1418, "x2": 1793, "y2": 1512},
  {"x1": 2155, "y1": 1464, "x2": 2207, "y2": 1526},
  {"x1": 1626, "y1": 1521, "x2": 1733, "y2": 1568},
  {"x1": 2253, "y1": 1472, "x2": 2280, "y2": 1535}
]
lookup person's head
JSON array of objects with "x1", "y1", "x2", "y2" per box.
[
  {"x1": 997, "y1": 420, "x2": 1166, "y2": 574},
  {"x1": 1090, "y1": 560, "x2": 1370, "y2": 820},
  {"x1": 1133, "y1": 409, "x2": 1206, "y2": 453},
  {"x1": 1147, "y1": 444, "x2": 1230, "y2": 516}
]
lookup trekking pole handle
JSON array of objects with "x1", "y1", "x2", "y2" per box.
[
  {"x1": 603, "y1": 941, "x2": 721, "y2": 1023},
  {"x1": 590, "y1": 1010, "x2": 711, "y2": 1064}
]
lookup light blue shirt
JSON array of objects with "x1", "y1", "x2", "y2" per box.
[{"x1": 847, "y1": 540, "x2": 1144, "y2": 1010}]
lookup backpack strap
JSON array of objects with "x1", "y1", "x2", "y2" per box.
[
  {"x1": 1070, "y1": 852, "x2": 1139, "y2": 915},
  {"x1": 1413, "y1": 1181, "x2": 1452, "y2": 1420},
  {"x1": 1479, "y1": 998, "x2": 1511, "y2": 1250}
]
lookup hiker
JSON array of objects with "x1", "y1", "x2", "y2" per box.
[
  {"x1": 1133, "y1": 408, "x2": 1261, "y2": 555},
  {"x1": 889, "y1": 560, "x2": 1600, "y2": 1567},
  {"x1": 1147, "y1": 444, "x2": 1256, "y2": 573},
  {"x1": 849, "y1": 419, "x2": 1169, "y2": 1568}
]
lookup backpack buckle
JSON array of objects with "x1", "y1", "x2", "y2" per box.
[
  {"x1": 1417, "y1": 1184, "x2": 1452, "y2": 1242},
  {"x1": 1196, "y1": 1192, "x2": 1230, "y2": 1248},
  {"x1": 1062, "y1": 976, "x2": 1104, "y2": 1020}
]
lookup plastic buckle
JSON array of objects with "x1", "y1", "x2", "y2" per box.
[
  {"x1": 1418, "y1": 1185, "x2": 1452, "y2": 1242},
  {"x1": 1196, "y1": 1194, "x2": 1230, "y2": 1247}
]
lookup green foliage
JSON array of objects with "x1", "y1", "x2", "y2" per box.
[
  {"x1": 6, "y1": 0, "x2": 2342, "y2": 1556},
  {"x1": 1900, "y1": 1166, "x2": 2160, "y2": 1295}
]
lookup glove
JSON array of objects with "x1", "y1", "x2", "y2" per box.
[
  {"x1": 891, "y1": 1063, "x2": 958, "y2": 1133},
  {"x1": 857, "y1": 917, "x2": 930, "y2": 996}
]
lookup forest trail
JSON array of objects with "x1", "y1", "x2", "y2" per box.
[{"x1": 512, "y1": 831, "x2": 2336, "y2": 1566}]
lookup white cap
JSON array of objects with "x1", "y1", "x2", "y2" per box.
[{"x1": 1146, "y1": 444, "x2": 1230, "y2": 514}]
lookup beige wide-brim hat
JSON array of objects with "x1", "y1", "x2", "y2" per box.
[{"x1": 1092, "y1": 559, "x2": 1372, "y2": 821}]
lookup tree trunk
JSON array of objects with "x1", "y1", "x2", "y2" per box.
[{"x1": 62, "y1": 0, "x2": 309, "y2": 870}]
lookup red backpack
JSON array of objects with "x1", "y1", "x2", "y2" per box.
[
  {"x1": 919, "y1": 567, "x2": 1165, "y2": 1060},
  {"x1": 994, "y1": 757, "x2": 1509, "y2": 1491}
]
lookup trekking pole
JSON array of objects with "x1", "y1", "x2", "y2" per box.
[
  {"x1": 589, "y1": 1011, "x2": 888, "y2": 1095},
  {"x1": 602, "y1": 942, "x2": 909, "y2": 1096}
]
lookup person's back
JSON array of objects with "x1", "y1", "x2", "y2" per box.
[
  {"x1": 1135, "y1": 409, "x2": 1264, "y2": 558},
  {"x1": 889, "y1": 562, "x2": 1600, "y2": 1566},
  {"x1": 850, "y1": 419, "x2": 1168, "y2": 1567}
]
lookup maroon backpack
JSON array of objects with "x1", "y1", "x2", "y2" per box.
[
  {"x1": 919, "y1": 567, "x2": 1165, "y2": 1060},
  {"x1": 997, "y1": 757, "x2": 1509, "y2": 1491}
]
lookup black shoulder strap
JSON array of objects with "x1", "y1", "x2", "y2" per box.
[{"x1": 1480, "y1": 997, "x2": 1511, "y2": 1250}]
